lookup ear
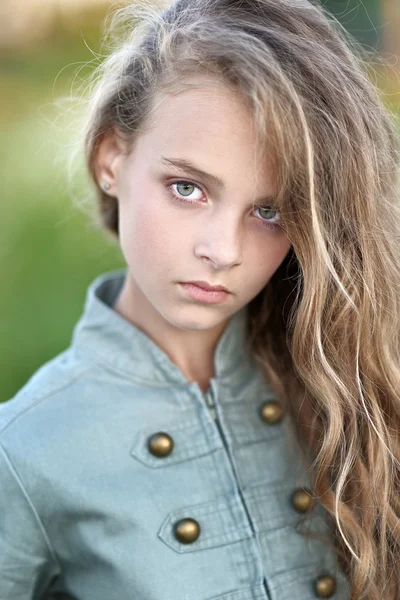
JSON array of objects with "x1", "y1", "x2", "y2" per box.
[{"x1": 93, "y1": 127, "x2": 128, "y2": 197}]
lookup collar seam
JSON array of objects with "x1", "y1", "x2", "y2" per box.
[{"x1": 72, "y1": 347, "x2": 187, "y2": 389}]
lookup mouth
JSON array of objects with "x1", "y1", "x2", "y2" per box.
[
  {"x1": 183, "y1": 280, "x2": 230, "y2": 293},
  {"x1": 178, "y1": 282, "x2": 231, "y2": 305}
]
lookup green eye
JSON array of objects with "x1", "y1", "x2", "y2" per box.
[
  {"x1": 176, "y1": 182, "x2": 195, "y2": 197},
  {"x1": 167, "y1": 181, "x2": 203, "y2": 204},
  {"x1": 256, "y1": 206, "x2": 281, "y2": 229},
  {"x1": 259, "y1": 207, "x2": 277, "y2": 219}
]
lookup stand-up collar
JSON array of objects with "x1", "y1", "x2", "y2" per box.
[{"x1": 71, "y1": 268, "x2": 253, "y2": 387}]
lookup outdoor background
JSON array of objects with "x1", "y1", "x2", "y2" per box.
[{"x1": 1, "y1": 0, "x2": 399, "y2": 403}]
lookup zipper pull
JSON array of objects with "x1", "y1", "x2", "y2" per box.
[{"x1": 204, "y1": 387, "x2": 217, "y2": 421}]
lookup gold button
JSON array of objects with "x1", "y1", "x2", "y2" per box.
[
  {"x1": 314, "y1": 575, "x2": 337, "y2": 598},
  {"x1": 147, "y1": 432, "x2": 174, "y2": 457},
  {"x1": 291, "y1": 487, "x2": 316, "y2": 513},
  {"x1": 174, "y1": 518, "x2": 201, "y2": 544},
  {"x1": 259, "y1": 400, "x2": 284, "y2": 424}
]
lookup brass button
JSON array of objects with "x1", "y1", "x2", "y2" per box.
[
  {"x1": 259, "y1": 400, "x2": 284, "y2": 424},
  {"x1": 174, "y1": 518, "x2": 201, "y2": 544},
  {"x1": 291, "y1": 487, "x2": 316, "y2": 513},
  {"x1": 314, "y1": 575, "x2": 337, "y2": 598},
  {"x1": 147, "y1": 432, "x2": 174, "y2": 457}
]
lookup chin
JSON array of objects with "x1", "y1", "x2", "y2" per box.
[{"x1": 162, "y1": 306, "x2": 225, "y2": 332}]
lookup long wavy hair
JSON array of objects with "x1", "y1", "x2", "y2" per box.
[{"x1": 78, "y1": 0, "x2": 400, "y2": 597}]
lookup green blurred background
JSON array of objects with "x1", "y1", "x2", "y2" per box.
[{"x1": 1, "y1": 0, "x2": 399, "y2": 403}]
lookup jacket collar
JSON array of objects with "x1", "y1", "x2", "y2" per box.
[{"x1": 71, "y1": 268, "x2": 254, "y2": 387}]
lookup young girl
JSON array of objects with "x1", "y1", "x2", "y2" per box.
[{"x1": 1, "y1": 0, "x2": 399, "y2": 598}]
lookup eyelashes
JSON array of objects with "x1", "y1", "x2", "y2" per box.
[
  {"x1": 168, "y1": 181, "x2": 203, "y2": 203},
  {"x1": 166, "y1": 180, "x2": 282, "y2": 231}
]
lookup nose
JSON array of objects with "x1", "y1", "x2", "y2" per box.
[{"x1": 194, "y1": 214, "x2": 243, "y2": 270}]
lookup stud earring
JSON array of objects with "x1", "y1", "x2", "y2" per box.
[{"x1": 103, "y1": 182, "x2": 110, "y2": 191}]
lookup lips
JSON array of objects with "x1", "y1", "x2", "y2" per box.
[
  {"x1": 185, "y1": 280, "x2": 230, "y2": 293},
  {"x1": 179, "y1": 283, "x2": 231, "y2": 304}
]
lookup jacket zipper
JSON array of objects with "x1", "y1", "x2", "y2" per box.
[
  {"x1": 201, "y1": 384, "x2": 272, "y2": 600},
  {"x1": 204, "y1": 387, "x2": 217, "y2": 420}
]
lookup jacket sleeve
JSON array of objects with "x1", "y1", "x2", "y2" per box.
[{"x1": 0, "y1": 442, "x2": 60, "y2": 600}]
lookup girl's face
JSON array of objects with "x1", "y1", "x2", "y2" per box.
[{"x1": 101, "y1": 76, "x2": 292, "y2": 333}]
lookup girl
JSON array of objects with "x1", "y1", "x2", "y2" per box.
[{"x1": 1, "y1": 0, "x2": 399, "y2": 599}]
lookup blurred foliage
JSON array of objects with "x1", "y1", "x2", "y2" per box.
[
  {"x1": 0, "y1": 3, "x2": 399, "y2": 403},
  {"x1": 0, "y1": 7, "x2": 125, "y2": 402}
]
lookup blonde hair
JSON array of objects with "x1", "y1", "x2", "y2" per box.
[{"x1": 80, "y1": 1, "x2": 400, "y2": 597}]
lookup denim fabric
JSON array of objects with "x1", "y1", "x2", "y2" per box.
[{"x1": 0, "y1": 268, "x2": 350, "y2": 600}]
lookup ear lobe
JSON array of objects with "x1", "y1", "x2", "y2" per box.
[{"x1": 93, "y1": 127, "x2": 127, "y2": 195}]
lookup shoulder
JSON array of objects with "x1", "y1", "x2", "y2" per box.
[
  {"x1": 0, "y1": 345, "x2": 152, "y2": 467},
  {"x1": 0, "y1": 346, "x2": 151, "y2": 513},
  {"x1": 0, "y1": 348, "x2": 90, "y2": 437}
]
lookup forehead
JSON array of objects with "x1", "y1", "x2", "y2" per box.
[
  {"x1": 140, "y1": 76, "x2": 274, "y2": 186},
  {"x1": 148, "y1": 77, "x2": 256, "y2": 142}
]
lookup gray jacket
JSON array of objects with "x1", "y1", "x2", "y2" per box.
[{"x1": 0, "y1": 269, "x2": 350, "y2": 600}]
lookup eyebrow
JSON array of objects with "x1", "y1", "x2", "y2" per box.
[
  {"x1": 160, "y1": 156, "x2": 225, "y2": 189},
  {"x1": 159, "y1": 156, "x2": 277, "y2": 205}
]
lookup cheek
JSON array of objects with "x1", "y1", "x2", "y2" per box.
[
  {"x1": 270, "y1": 234, "x2": 292, "y2": 269},
  {"x1": 246, "y1": 234, "x2": 291, "y2": 284},
  {"x1": 118, "y1": 191, "x2": 183, "y2": 272}
]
